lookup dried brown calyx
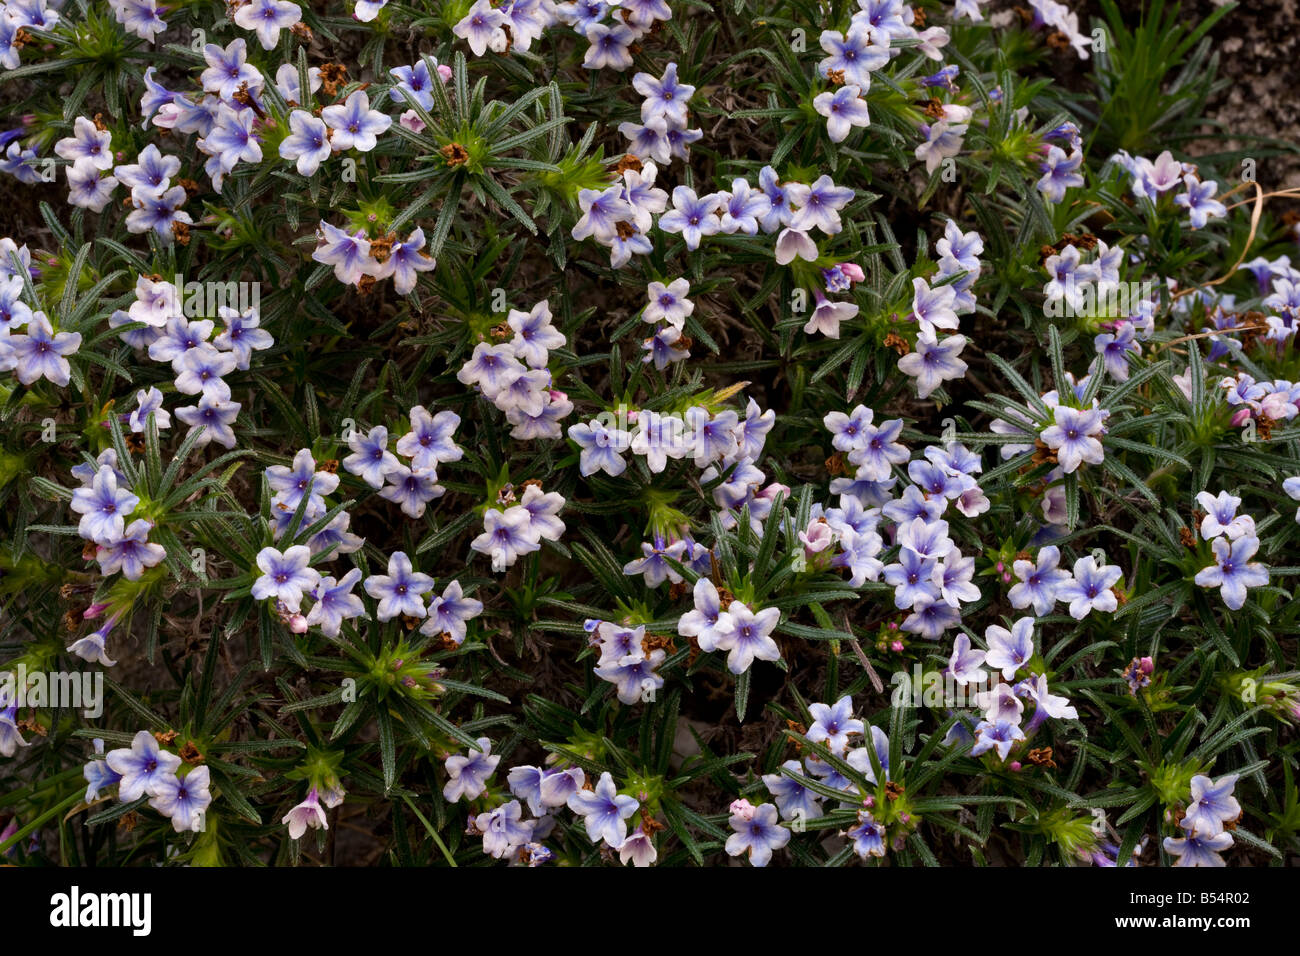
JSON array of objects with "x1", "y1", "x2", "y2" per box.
[
  {"x1": 883, "y1": 331, "x2": 911, "y2": 356},
  {"x1": 440, "y1": 142, "x2": 470, "y2": 167},
  {"x1": 319, "y1": 63, "x2": 348, "y2": 97},
  {"x1": 614, "y1": 154, "x2": 643, "y2": 176}
]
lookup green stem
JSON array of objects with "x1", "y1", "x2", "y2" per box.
[
  {"x1": 401, "y1": 794, "x2": 457, "y2": 867},
  {"x1": 0, "y1": 791, "x2": 82, "y2": 856}
]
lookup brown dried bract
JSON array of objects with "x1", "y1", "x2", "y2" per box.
[
  {"x1": 826, "y1": 451, "x2": 845, "y2": 476},
  {"x1": 179, "y1": 740, "x2": 204, "y2": 765},
  {"x1": 615, "y1": 220, "x2": 637, "y2": 240},
  {"x1": 1031, "y1": 439, "x2": 1058, "y2": 466},
  {"x1": 172, "y1": 222, "x2": 191, "y2": 246},
  {"x1": 368, "y1": 234, "x2": 395, "y2": 264},
  {"x1": 883, "y1": 331, "x2": 910, "y2": 355},
  {"x1": 920, "y1": 97, "x2": 946, "y2": 121},
  {"x1": 716, "y1": 587, "x2": 735, "y2": 611},
  {"x1": 1111, "y1": 586, "x2": 1128, "y2": 607},
  {"x1": 1178, "y1": 526, "x2": 1196, "y2": 548},
  {"x1": 12, "y1": 27, "x2": 31, "y2": 48},
  {"x1": 176, "y1": 177, "x2": 200, "y2": 199},
  {"x1": 319, "y1": 458, "x2": 339, "y2": 474},
  {"x1": 1256, "y1": 415, "x2": 1276, "y2": 440},
  {"x1": 154, "y1": 730, "x2": 179, "y2": 746},
  {"x1": 93, "y1": 113, "x2": 109, "y2": 132},
  {"x1": 356, "y1": 274, "x2": 377, "y2": 296},
  {"x1": 17, "y1": 718, "x2": 47, "y2": 736},
  {"x1": 1026, "y1": 747, "x2": 1056, "y2": 769},
  {"x1": 319, "y1": 63, "x2": 348, "y2": 97},
  {"x1": 82, "y1": 540, "x2": 99, "y2": 561},
  {"x1": 826, "y1": 68, "x2": 846, "y2": 87},
  {"x1": 1046, "y1": 30, "x2": 1071, "y2": 52},
  {"x1": 614, "y1": 154, "x2": 643, "y2": 176},
  {"x1": 489, "y1": 322, "x2": 512, "y2": 341},
  {"x1": 440, "y1": 142, "x2": 470, "y2": 167},
  {"x1": 641, "y1": 633, "x2": 677, "y2": 656},
  {"x1": 290, "y1": 21, "x2": 313, "y2": 42},
  {"x1": 119, "y1": 811, "x2": 140, "y2": 832},
  {"x1": 232, "y1": 83, "x2": 265, "y2": 119},
  {"x1": 884, "y1": 780, "x2": 905, "y2": 800},
  {"x1": 399, "y1": 613, "x2": 422, "y2": 631}
]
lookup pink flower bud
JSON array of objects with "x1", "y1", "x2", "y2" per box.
[
  {"x1": 1138, "y1": 656, "x2": 1154, "y2": 675},
  {"x1": 1230, "y1": 407, "x2": 1252, "y2": 427},
  {"x1": 289, "y1": 614, "x2": 308, "y2": 634},
  {"x1": 890, "y1": 640, "x2": 904, "y2": 652},
  {"x1": 399, "y1": 110, "x2": 426, "y2": 134},
  {"x1": 83, "y1": 603, "x2": 109, "y2": 620},
  {"x1": 840, "y1": 263, "x2": 865, "y2": 282},
  {"x1": 729, "y1": 798, "x2": 756, "y2": 821},
  {"x1": 437, "y1": 64, "x2": 453, "y2": 83},
  {"x1": 1008, "y1": 761, "x2": 1022, "y2": 772}
]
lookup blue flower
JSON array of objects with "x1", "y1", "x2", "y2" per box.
[
  {"x1": 252, "y1": 545, "x2": 320, "y2": 613},
  {"x1": 1037, "y1": 146, "x2": 1085, "y2": 203},
  {"x1": 1163, "y1": 827, "x2": 1233, "y2": 867},
  {"x1": 970, "y1": 719, "x2": 1024, "y2": 761},
  {"x1": 847, "y1": 812, "x2": 887, "y2": 858},
  {"x1": 71, "y1": 464, "x2": 139, "y2": 545},
  {"x1": 1057, "y1": 554, "x2": 1122, "y2": 619},
  {"x1": 884, "y1": 546, "x2": 940, "y2": 610},
  {"x1": 658, "y1": 186, "x2": 722, "y2": 250},
  {"x1": 233, "y1": 0, "x2": 301, "y2": 51},
  {"x1": 443, "y1": 737, "x2": 501, "y2": 802},
  {"x1": 1040, "y1": 405, "x2": 1106, "y2": 474},
  {"x1": 363, "y1": 551, "x2": 434, "y2": 620},
  {"x1": 1174, "y1": 174, "x2": 1226, "y2": 229},
  {"x1": 807, "y1": 695, "x2": 865, "y2": 754},
  {"x1": 897, "y1": 332, "x2": 968, "y2": 398},
  {"x1": 388, "y1": 61, "x2": 437, "y2": 110},
  {"x1": 1181, "y1": 773, "x2": 1241, "y2": 838},
  {"x1": 343, "y1": 425, "x2": 400, "y2": 489},
  {"x1": 475, "y1": 800, "x2": 534, "y2": 858},
  {"x1": 419, "y1": 580, "x2": 484, "y2": 645},
  {"x1": 814, "y1": 85, "x2": 871, "y2": 143},
  {"x1": 105, "y1": 730, "x2": 182, "y2": 802},
  {"x1": 762, "y1": 760, "x2": 824, "y2": 822},
  {"x1": 396, "y1": 405, "x2": 463, "y2": 472},
  {"x1": 818, "y1": 26, "x2": 890, "y2": 87},
  {"x1": 567, "y1": 771, "x2": 639, "y2": 847},
  {"x1": 568, "y1": 418, "x2": 631, "y2": 477},
  {"x1": 1008, "y1": 545, "x2": 1070, "y2": 616},
  {"x1": 148, "y1": 765, "x2": 212, "y2": 832},
  {"x1": 9, "y1": 313, "x2": 81, "y2": 387},
  {"x1": 724, "y1": 802, "x2": 790, "y2": 867},
  {"x1": 321, "y1": 89, "x2": 391, "y2": 152},
  {"x1": 984, "y1": 617, "x2": 1035, "y2": 680},
  {"x1": 1194, "y1": 535, "x2": 1268, "y2": 611},
  {"x1": 632, "y1": 62, "x2": 695, "y2": 128}
]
